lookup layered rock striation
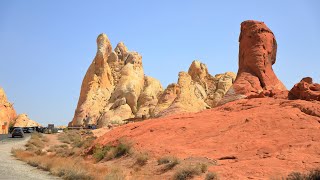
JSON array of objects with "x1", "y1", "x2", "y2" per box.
[
  {"x1": 220, "y1": 20, "x2": 286, "y2": 105},
  {"x1": 289, "y1": 77, "x2": 320, "y2": 101}
]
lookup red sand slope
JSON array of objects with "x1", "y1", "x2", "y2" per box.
[{"x1": 94, "y1": 98, "x2": 320, "y2": 179}]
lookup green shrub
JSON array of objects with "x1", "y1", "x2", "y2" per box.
[
  {"x1": 93, "y1": 145, "x2": 111, "y2": 162},
  {"x1": 114, "y1": 142, "x2": 131, "y2": 158}
]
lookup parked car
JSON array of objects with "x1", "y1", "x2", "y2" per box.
[{"x1": 12, "y1": 128, "x2": 24, "y2": 138}]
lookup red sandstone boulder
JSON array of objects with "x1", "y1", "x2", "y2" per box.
[
  {"x1": 289, "y1": 77, "x2": 320, "y2": 101},
  {"x1": 220, "y1": 20, "x2": 286, "y2": 105}
]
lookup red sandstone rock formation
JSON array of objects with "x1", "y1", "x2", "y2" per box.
[
  {"x1": 220, "y1": 20, "x2": 286, "y2": 105},
  {"x1": 289, "y1": 77, "x2": 320, "y2": 101},
  {"x1": 0, "y1": 88, "x2": 17, "y2": 134}
]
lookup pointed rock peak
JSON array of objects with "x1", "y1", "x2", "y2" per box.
[
  {"x1": 188, "y1": 60, "x2": 209, "y2": 81},
  {"x1": 0, "y1": 88, "x2": 8, "y2": 103},
  {"x1": 115, "y1": 42, "x2": 129, "y2": 61},
  {"x1": 124, "y1": 51, "x2": 142, "y2": 65},
  {"x1": 96, "y1": 33, "x2": 112, "y2": 55}
]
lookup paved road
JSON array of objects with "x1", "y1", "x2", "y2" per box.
[{"x1": 0, "y1": 134, "x2": 60, "y2": 180}]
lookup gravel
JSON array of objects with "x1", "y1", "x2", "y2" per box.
[{"x1": 0, "y1": 135, "x2": 60, "y2": 180}]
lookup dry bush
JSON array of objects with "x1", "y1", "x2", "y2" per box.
[
  {"x1": 158, "y1": 156, "x2": 180, "y2": 172},
  {"x1": 205, "y1": 172, "x2": 219, "y2": 180},
  {"x1": 105, "y1": 167, "x2": 125, "y2": 180},
  {"x1": 173, "y1": 163, "x2": 207, "y2": 180},
  {"x1": 58, "y1": 130, "x2": 96, "y2": 149},
  {"x1": 13, "y1": 148, "x2": 107, "y2": 180},
  {"x1": 11, "y1": 148, "x2": 35, "y2": 161},
  {"x1": 93, "y1": 139, "x2": 132, "y2": 162},
  {"x1": 135, "y1": 153, "x2": 149, "y2": 166},
  {"x1": 286, "y1": 169, "x2": 320, "y2": 180}
]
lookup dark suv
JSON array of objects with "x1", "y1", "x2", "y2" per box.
[{"x1": 12, "y1": 128, "x2": 24, "y2": 138}]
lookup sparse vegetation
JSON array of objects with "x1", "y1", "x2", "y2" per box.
[
  {"x1": 105, "y1": 167, "x2": 125, "y2": 180},
  {"x1": 135, "y1": 153, "x2": 149, "y2": 166},
  {"x1": 58, "y1": 130, "x2": 96, "y2": 149},
  {"x1": 92, "y1": 139, "x2": 132, "y2": 162},
  {"x1": 286, "y1": 169, "x2": 320, "y2": 180},
  {"x1": 173, "y1": 163, "x2": 208, "y2": 180},
  {"x1": 24, "y1": 132, "x2": 48, "y2": 153},
  {"x1": 12, "y1": 147, "x2": 107, "y2": 179},
  {"x1": 205, "y1": 172, "x2": 219, "y2": 180},
  {"x1": 158, "y1": 156, "x2": 180, "y2": 172}
]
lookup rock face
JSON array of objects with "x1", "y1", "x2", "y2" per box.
[
  {"x1": 91, "y1": 98, "x2": 320, "y2": 180},
  {"x1": 13, "y1": 114, "x2": 41, "y2": 127},
  {"x1": 0, "y1": 88, "x2": 17, "y2": 134},
  {"x1": 70, "y1": 34, "x2": 164, "y2": 127},
  {"x1": 220, "y1": 20, "x2": 286, "y2": 105},
  {"x1": 289, "y1": 77, "x2": 320, "y2": 101},
  {"x1": 70, "y1": 34, "x2": 236, "y2": 127},
  {"x1": 153, "y1": 60, "x2": 236, "y2": 117}
]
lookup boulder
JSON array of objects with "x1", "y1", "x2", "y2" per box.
[
  {"x1": 13, "y1": 114, "x2": 41, "y2": 127},
  {"x1": 136, "y1": 76, "x2": 163, "y2": 119},
  {"x1": 220, "y1": 20, "x2": 286, "y2": 105},
  {"x1": 289, "y1": 77, "x2": 320, "y2": 101},
  {"x1": 156, "y1": 72, "x2": 209, "y2": 117}
]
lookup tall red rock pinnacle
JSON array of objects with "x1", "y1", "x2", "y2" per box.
[{"x1": 220, "y1": 20, "x2": 286, "y2": 105}]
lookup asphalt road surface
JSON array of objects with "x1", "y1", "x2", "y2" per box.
[{"x1": 0, "y1": 134, "x2": 60, "y2": 180}]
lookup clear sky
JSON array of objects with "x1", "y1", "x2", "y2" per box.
[{"x1": 0, "y1": 1, "x2": 319, "y2": 126}]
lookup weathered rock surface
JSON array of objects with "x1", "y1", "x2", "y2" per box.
[
  {"x1": 92, "y1": 98, "x2": 320, "y2": 179},
  {"x1": 220, "y1": 20, "x2": 286, "y2": 105},
  {"x1": 70, "y1": 34, "x2": 235, "y2": 127},
  {"x1": 0, "y1": 88, "x2": 17, "y2": 133},
  {"x1": 13, "y1": 114, "x2": 41, "y2": 127},
  {"x1": 70, "y1": 34, "x2": 164, "y2": 127},
  {"x1": 71, "y1": 34, "x2": 114, "y2": 127},
  {"x1": 154, "y1": 61, "x2": 235, "y2": 117},
  {"x1": 289, "y1": 77, "x2": 320, "y2": 101}
]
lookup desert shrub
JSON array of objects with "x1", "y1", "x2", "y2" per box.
[
  {"x1": 158, "y1": 156, "x2": 173, "y2": 165},
  {"x1": 135, "y1": 153, "x2": 149, "y2": 166},
  {"x1": 93, "y1": 145, "x2": 111, "y2": 162},
  {"x1": 94, "y1": 140, "x2": 132, "y2": 162},
  {"x1": 307, "y1": 169, "x2": 320, "y2": 180},
  {"x1": 113, "y1": 141, "x2": 131, "y2": 158},
  {"x1": 198, "y1": 163, "x2": 208, "y2": 173},
  {"x1": 158, "y1": 156, "x2": 180, "y2": 172},
  {"x1": 287, "y1": 172, "x2": 305, "y2": 180},
  {"x1": 58, "y1": 130, "x2": 96, "y2": 149},
  {"x1": 63, "y1": 167, "x2": 93, "y2": 180},
  {"x1": 286, "y1": 169, "x2": 320, "y2": 180},
  {"x1": 105, "y1": 167, "x2": 125, "y2": 180},
  {"x1": 173, "y1": 163, "x2": 207, "y2": 180},
  {"x1": 205, "y1": 172, "x2": 219, "y2": 180},
  {"x1": 11, "y1": 148, "x2": 34, "y2": 160}
]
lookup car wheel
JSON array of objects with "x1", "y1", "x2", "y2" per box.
[{"x1": 12, "y1": 135, "x2": 14, "y2": 138}]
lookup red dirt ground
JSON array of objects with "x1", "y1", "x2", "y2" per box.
[{"x1": 94, "y1": 98, "x2": 320, "y2": 179}]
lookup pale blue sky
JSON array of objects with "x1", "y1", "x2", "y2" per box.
[{"x1": 0, "y1": 1, "x2": 319, "y2": 125}]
